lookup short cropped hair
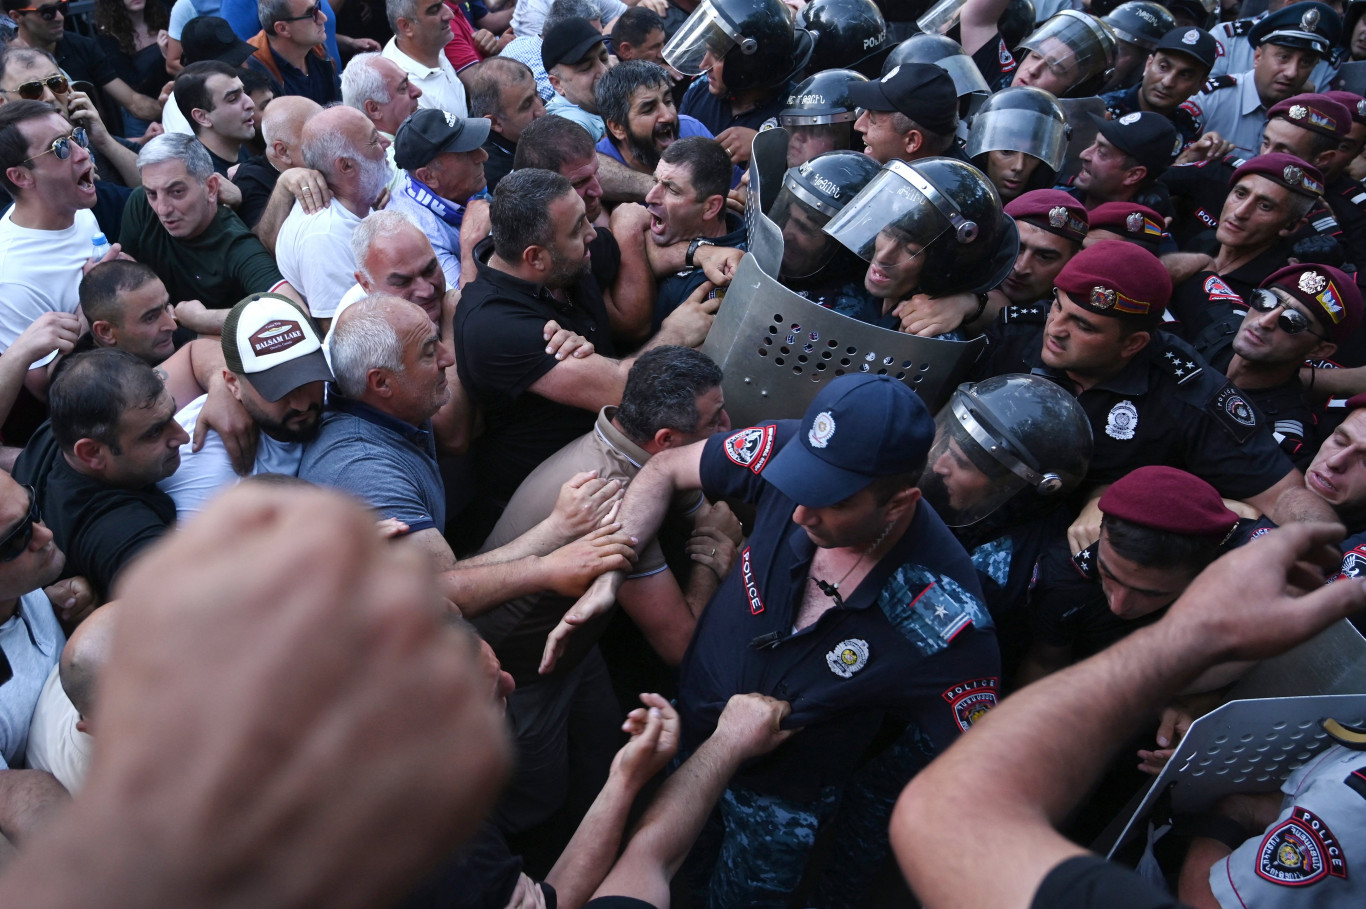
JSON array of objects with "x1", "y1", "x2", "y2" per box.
[
  {"x1": 513, "y1": 115, "x2": 596, "y2": 172},
  {"x1": 615, "y1": 346, "x2": 723, "y2": 443},
  {"x1": 611, "y1": 6, "x2": 664, "y2": 50},
  {"x1": 660, "y1": 136, "x2": 731, "y2": 202},
  {"x1": 137, "y1": 133, "x2": 215, "y2": 182},
  {"x1": 0, "y1": 99, "x2": 56, "y2": 195},
  {"x1": 329, "y1": 296, "x2": 406, "y2": 399},
  {"x1": 350, "y1": 209, "x2": 420, "y2": 282},
  {"x1": 175, "y1": 60, "x2": 239, "y2": 130},
  {"x1": 490, "y1": 168, "x2": 574, "y2": 261},
  {"x1": 79, "y1": 260, "x2": 161, "y2": 327},
  {"x1": 49, "y1": 350, "x2": 166, "y2": 453},
  {"x1": 465, "y1": 57, "x2": 533, "y2": 119},
  {"x1": 1101, "y1": 513, "x2": 1223, "y2": 576}
]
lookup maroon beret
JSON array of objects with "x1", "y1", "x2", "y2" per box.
[
  {"x1": 1346, "y1": 392, "x2": 1366, "y2": 412},
  {"x1": 1231, "y1": 153, "x2": 1325, "y2": 198},
  {"x1": 1100, "y1": 466, "x2": 1239, "y2": 539},
  {"x1": 1086, "y1": 201, "x2": 1168, "y2": 252},
  {"x1": 1324, "y1": 90, "x2": 1366, "y2": 127},
  {"x1": 1004, "y1": 189, "x2": 1089, "y2": 245},
  {"x1": 1053, "y1": 240, "x2": 1172, "y2": 322},
  {"x1": 1259, "y1": 263, "x2": 1363, "y2": 344},
  {"x1": 1267, "y1": 92, "x2": 1353, "y2": 140}
]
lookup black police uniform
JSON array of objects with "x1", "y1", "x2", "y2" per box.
[
  {"x1": 1101, "y1": 84, "x2": 1204, "y2": 149},
  {"x1": 1324, "y1": 173, "x2": 1366, "y2": 271},
  {"x1": 676, "y1": 420, "x2": 1000, "y2": 903},
  {"x1": 972, "y1": 306, "x2": 1296, "y2": 499},
  {"x1": 1166, "y1": 247, "x2": 1291, "y2": 339},
  {"x1": 971, "y1": 32, "x2": 1019, "y2": 92},
  {"x1": 679, "y1": 75, "x2": 791, "y2": 135}
]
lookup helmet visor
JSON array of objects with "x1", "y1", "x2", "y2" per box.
[
  {"x1": 936, "y1": 53, "x2": 992, "y2": 100},
  {"x1": 664, "y1": 0, "x2": 741, "y2": 77},
  {"x1": 920, "y1": 400, "x2": 1030, "y2": 527},
  {"x1": 916, "y1": 0, "x2": 967, "y2": 36},
  {"x1": 1017, "y1": 14, "x2": 1115, "y2": 87},
  {"x1": 771, "y1": 180, "x2": 841, "y2": 279},
  {"x1": 965, "y1": 108, "x2": 1069, "y2": 171},
  {"x1": 823, "y1": 162, "x2": 952, "y2": 263}
]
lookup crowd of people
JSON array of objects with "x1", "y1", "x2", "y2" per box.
[{"x1": 1, "y1": 0, "x2": 1366, "y2": 904}]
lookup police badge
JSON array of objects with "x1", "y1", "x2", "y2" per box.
[
  {"x1": 1299, "y1": 270, "x2": 1328, "y2": 294},
  {"x1": 1105, "y1": 400, "x2": 1138, "y2": 440},
  {"x1": 1119, "y1": 111, "x2": 1141, "y2": 125},
  {"x1": 1301, "y1": 7, "x2": 1320, "y2": 31},
  {"x1": 1090, "y1": 286, "x2": 1117, "y2": 310},
  {"x1": 826, "y1": 639, "x2": 870, "y2": 678},
  {"x1": 808, "y1": 411, "x2": 836, "y2": 448},
  {"x1": 1048, "y1": 205, "x2": 1068, "y2": 229},
  {"x1": 1182, "y1": 28, "x2": 1199, "y2": 44},
  {"x1": 1289, "y1": 104, "x2": 1308, "y2": 121}
]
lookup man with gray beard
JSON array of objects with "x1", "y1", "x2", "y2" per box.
[{"x1": 274, "y1": 105, "x2": 394, "y2": 331}]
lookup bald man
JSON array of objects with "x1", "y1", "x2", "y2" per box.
[
  {"x1": 26, "y1": 603, "x2": 118, "y2": 794},
  {"x1": 234, "y1": 96, "x2": 331, "y2": 252}
]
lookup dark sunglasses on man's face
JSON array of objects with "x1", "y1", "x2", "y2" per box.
[
  {"x1": 280, "y1": 2, "x2": 322, "y2": 20},
  {"x1": 1248, "y1": 288, "x2": 1326, "y2": 339},
  {"x1": 0, "y1": 74, "x2": 69, "y2": 100},
  {"x1": 25, "y1": 126, "x2": 88, "y2": 163},
  {"x1": 0, "y1": 487, "x2": 41, "y2": 563},
  {"x1": 11, "y1": 1, "x2": 68, "y2": 20}
]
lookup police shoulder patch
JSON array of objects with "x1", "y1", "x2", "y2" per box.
[
  {"x1": 722, "y1": 425, "x2": 777, "y2": 474},
  {"x1": 1332, "y1": 544, "x2": 1366, "y2": 583},
  {"x1": 1203, "y1": 274, "x2": 1242, "y2": 303},
  {"x1": 1347, "y1": 765, "x2": 1366, "y2": 801},
  {"x1": 1256, "y1": 807, "x2": 1348, "y2": 886},
  {"x1": 941, "y1": 677, "x2": 999, "y2": 731},
  {"x1": 1210, "y1": 383, "x2": 1259, "y2": 442}
]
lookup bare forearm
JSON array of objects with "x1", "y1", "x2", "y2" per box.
[
  {"x1": 92, "y1": 136, "x2": 142, "y2": 186},
  {"x1": 252, "y1": 182, "x2": 296, "y2": 253},
  {"x1": 1301, "y1": 364, "x2": 1366, "y2": 401},
  {"x1": 597, "y1": 153, "x2": 653, "y2": 203},
  {"x1": 438, "y1": 555, "x2": 560, "y2": 616},
  {"x1": 683, "y1": 562, "x2": 722, "y2": 617},
  {"x1": 544, "y1": 772, "x2": 642, "y2": 909}
]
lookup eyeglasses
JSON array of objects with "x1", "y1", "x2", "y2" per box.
[
  {"x1": 0, "y1": 75, "x2": 68, "y2": 99},
  {"x1": 0, "y1": 487, "x2": 40, "y2": 563},
  {"x1": 10, "y1": 1, "x2": 67, "y2": 20},
  {"x1": 1248, "y1": 288, "x2": 1326, "y2": 338},
  {"x1": 24, "y1": 126, "x2": 88, "y2": 164},
  {"x1": 279, "y1": 2, "x2": 323, "y2": 21}
]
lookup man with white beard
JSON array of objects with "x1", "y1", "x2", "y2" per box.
[{"x1": 274, "y1": 105, "x2": 394, "y2": 331}]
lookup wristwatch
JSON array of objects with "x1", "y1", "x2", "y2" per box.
[{"x1": 686, "y1": 237, "x2": 717, "y2": 269}]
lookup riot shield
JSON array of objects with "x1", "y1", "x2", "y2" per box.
[{"x1": 1054, "y1": 95, "x2": 1107, "y2": 182}]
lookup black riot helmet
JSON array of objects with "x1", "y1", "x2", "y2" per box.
[
  {"x1": 965, "y1": 86, "x2": 1070, "y2": 192},
  {"x1": 999, "y1": 0, "x2": 1036, "y2": 49},
  {"x1": 1014, "y1": 10, "x2": 1118, "y2": 97},
  {"x1": 780, "y1": 69, "x2": 869, "y2": 166},
  {"x1": 799, "y1": 0, "x2": 893, "y2": 77},
  {"x1": 920, "y1": 374, "x2": 1093, "y2": 527},
  {"x1": 824, "y1": 156, "x2": 1021, "y2": 297},
  {"x1": 1103, "y1": 1, "x2": 1176, "y2": 50},
  {"x1": 770, "y1": 149, "x2": 882, "y2": 280},
  {"x1": 884, "y1": 33, "x2": 991, "y2": 119},
  {"x1": 664, "y1": 0, "x2": 814, "y2": 93}
]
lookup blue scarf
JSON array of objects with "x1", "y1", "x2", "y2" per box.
[{"x1": 402, "y1": 174, "x2": 465, "y2": 228}]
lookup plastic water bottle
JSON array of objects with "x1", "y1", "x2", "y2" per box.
[{"x1": 90, "y1": 232, "x2": 110, "y2": 263}]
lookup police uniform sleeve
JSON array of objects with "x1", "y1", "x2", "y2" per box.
[
  {"x1": 1027, "y1": 541, "x2": 1097, "y2": 649},
  {"x1": 698, "y1": 420, "x2": 797, "y2": 505},
  {"x1": 1033, "y1": 855, "x2": 1190, "y2": 909},
  {"x1": 1176, "y1": 375, "x2": 1297, "y2": 500}
]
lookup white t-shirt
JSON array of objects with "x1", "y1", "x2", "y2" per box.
[
  {"x1": 158, "y1": 393, "x2": 308, "y2": 520},
  {"x1": 26, "y1": 663, "x2": 91, "y2": 793},
  {"x1": 382, "y1": 38, "x2": 468, "y2": 119},
  {"x1": 0, "y1": 207, "x2": 99, "y2": 368},
  {"x1": 275, "y1": 199, "x2": 365, "y2": 319}
]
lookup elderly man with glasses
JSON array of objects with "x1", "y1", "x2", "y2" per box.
[{"x1": 246, "y1": 0, "x2": 341, "y2": 106}]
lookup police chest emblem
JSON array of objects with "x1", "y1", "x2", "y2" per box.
[
  {"x1": 1106, "y1": 400, "x2": 1138, "y2": 440},
  {"x1": 808, "y1": 411, "x2": 836, "y2": 448},
  {"x1": 826, "y1": 639, "x2": 869, "y2": 678},
  {"x1": 1257, "y1": 807, "x2": 1346, "y2": 886},
  {"x1": 942, "y1": 678, "x2": 999, "y2": 731},
  {"x1": 1182, "y1": 28, "x2": 1199, "y2": 44},
  {"x1": 723, "y1": 425, "x2": 777, "y2": 474},
  {"x1": 1299, "y1": 270, "x2": 1328, "y2": 295},
  {"x1": 1119, "y1": 112, "x2": 1141, "y2": 125}
]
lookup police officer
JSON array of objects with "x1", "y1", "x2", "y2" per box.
[
  {"x1": 778, "y1": 69, "x2": 868, "y2": 168},
  {"x1": 1084, "y1": 200, "x2": 1170, "y2": 251},
  {"x1": 823, "y1": 155, "x2": 1019, "y2": 329},
  {"x1": 1101, "y1": 1, "x2": 1176, "y2": 91},
  {"x1": 1010, "y1": 10, "x2": 1119, "y2": 98},
  {"x1": 1317, "y1": 91, "x2": 1366, "y2": 271},
  {"x1": 921, "y1": 373, "x2": 1091, "y2": 670},
  {"x1": 798, "y1": 0, "x2": 893, "y2": 77},
  {"x1": 885, "y1": 32, "x2": 993, "y2": 124},
  {"x1": 667, "y1": 0, "x2": 812, "y2": 164},
  {"x1": 996, "y1": 189, "x2": 1088, "y2": 310},
  {"x1": 550, "y1": 373, "x2": 1002, "y2": 908},
  {"x1": 1192, "y1": 263, "x2": 1363, "y2": 467},
  {"x1": 971, "y1": 240, "x2": 1313, "y2": 524},
  {"x1": 1192, "y1": 2, "x2": 1342, "y2": 156},
  {"x1": 1207, "y1": 0, "x2": 1342, "y2": 88},
  {"x1": 847, "y1": 62, "x2": 962, "y2": 165},
  {"x1": 966, "y1": 86, "x2": 1070, "y2": 202},
  {"x1": 1101, "y1": 26, "x2": 1219, "y2": 150}
]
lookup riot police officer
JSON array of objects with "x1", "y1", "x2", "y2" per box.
[
  {"x1": 798, "y1": 0, "x2": 893, "y2": 78},
  {"x1": 965, "y1": 86, "x2": 1070, "y2": 202},
  {"x1": 885, "y1": 32, "x2": 993, "y2": 122},
  {"x1": 1011, "y1": 10, "x2": 1119, "y2": 98},
  {"x1": 1102, "y1": 1, "x2": 1177, "y2": 90},
  {"x1": 778, "y1": 69, "x2": 868, "y2": 168}
]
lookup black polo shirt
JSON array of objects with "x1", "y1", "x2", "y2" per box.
[
  {"x1": 970, "y1": 33, "x2": 1017, "y2": 92},
  {"x1": 973, "y1": 307, "x2": 1295, "y2": 500},
  {"x1": 455, "y1": 237, "x2": 619, "y2": 511},
  {"x1": 1165, "y1": 242, "x2": 1289, "y2": 341},
  {"x1": 482, "y1": 131, "x2": 516, "y2": 194},
  {"x1": 677, "y1": 420, "x2": 1000, "y2": 801}
]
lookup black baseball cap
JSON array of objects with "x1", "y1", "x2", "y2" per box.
[
  {"x1": 394, "y1": 108, "x2": 491, "y2": 170},
  {"x1": 1153, "y1": 26, "x2": 1218, "y2": 71},
  {"x1": 181, "y1": 16, "x2": 255, "y2": 67},
  {"x1": 541, "y1": 17, "x2": 608, "y2": 70},
  {"x1": 1088, "y1": 110, "x2": 1181, "y2": 178},
  {"x1": 846, "y1": 62, "x2": 958, "y2": 135}
]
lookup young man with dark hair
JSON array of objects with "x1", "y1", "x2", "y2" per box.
[
  {"x1": 77, "y1": 260, "x2": 179, "y2": 366},
  {"x1": 173, "y1": 60, "x2": 257, "y2": 174},
  {"x1": 610, "y1": 6, "x2": 665, "y2": 64}
]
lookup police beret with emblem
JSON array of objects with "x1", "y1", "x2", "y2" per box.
[
  {"x1": 1088, "y1": 110, "x2": 1181, "y2": 178},
  {"x1": 1231, "y1": 152, "x2": 1325, "y2": 198},
  {"x1": 1053, "y1": 240, "x2": 1171, "y2": 322},
  {"x1": 846, "y1": 62, "x2": 958, "y2": 135},
  {"x1": 1004, "y1": 189, "x2": 1088, "y2": 244},
  {"x1": 1346, "y1": 391, "x2": 1366, "y2": 413},
  {"x1": 1260, "y1": 262, "x2": 1363, "y2": 343},
  {"x1": 1324, "y1": 90, "x2": 1366, "y2": 127},
  {"x1": 1087, "y1": 201, "x2": 1168, "y2": 253},
  {"x1": 1100, "y1": 466, "x2": 1239, "y2": 539},
  {"x1": 1267, "y1": 92, "x2": 1352, "y2": 140},
  {"x1": 1153, "y1": 25, "x2": 1218, "y2": 70},
  {"x1": 1248, "y1": 1, "x2": 1342, "y2": 55}
]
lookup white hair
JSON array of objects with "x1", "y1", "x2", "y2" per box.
[
  {"x1": 341, "y1": 52, "x2": 391, "y2": 111},
  {"x1": 350, "y1": 209, "x2": 420, "y2": 281}
]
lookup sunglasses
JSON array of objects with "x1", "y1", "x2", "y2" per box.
[
  {"x1": 0, "y1": 74, "x2": 68, "y2": 100},
  {"x1": 25, "y1": 126, "x2": 88, "y2": 164},
  {"x1": 0, "y1": 487, "x2": 40, "y2": 563},
  {"x1": 1248, "y1": 288, "x2": 1326, "y2": 338},
  {"x1": 280, "y1": 2, "x2": 322, "y2": 20},
  {"x1": 10, "y1": 1, "x2": 67, "y2": 20}
]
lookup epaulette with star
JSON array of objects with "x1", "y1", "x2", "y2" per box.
[
  {"x1": 1001, "y1": 302, "x2": 1048, "y2": 324},
  {"x1": 1202, "y1": 73, "x2": 1238, "y2": 94},
  {"x1": 1161, "y1": 348, "x2": 1203, "y2": 384}
]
